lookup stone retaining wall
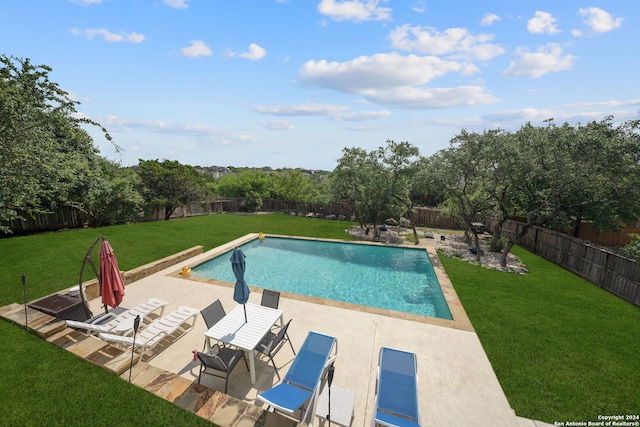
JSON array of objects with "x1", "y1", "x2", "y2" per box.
[{"x1": 80, "y1": 246, "x2": 204, "y2": 299}]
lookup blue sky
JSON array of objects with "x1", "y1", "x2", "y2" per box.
[{"x1": 2, "y1": 1, "x2": 638, "y2": 170}]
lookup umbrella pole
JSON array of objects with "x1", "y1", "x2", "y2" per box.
[
  {"x1": 77, "y1": 236, "x2": 104, "y2": 318},
  {"x1": 327, "y1": 363, "x2": 335, "y2": 427},
  {"x1": 243, "y1": 304, "x2": 247, "y2": 323}
]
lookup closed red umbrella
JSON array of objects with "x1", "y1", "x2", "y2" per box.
[{"x1": 99, "y1": 240, "x2": 125, "y2": 309}]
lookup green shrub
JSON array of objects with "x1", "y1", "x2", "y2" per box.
[
  {"x1": 493, "y1": 236, "x2": 508, "y2": 253},
  {"x1": 621, "y1": 234, "x2": 640, "y2": 259}
]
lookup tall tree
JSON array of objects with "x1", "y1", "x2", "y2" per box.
[
  {"x1": 331, "y1": 145, "x2": 404, "y2": 237},
  {"x1": 214, "y1": 168, "x2": 272, "y2": 211},
  {"x1": 138, "y1": 159, "x2": 208, "y2": 220},
  {"x1": 426, "y1": 131, "x2": 496, "y2": 261},
  {"x1": 81, "y1": 160, "x2": 145, "y2": 227},
  {"x1": 0, "y1": 55, "x2": 112, "y2": 232},
  {"x1": 330, "y1": 147, "x2": 370, "y2": 225},
  {"x1": 499, "y1": 118, "x2": 640, "y2": 266},
  {"x1": 379, "y1": 140, "x2": 421, "y2": 244},
  {"x1": 270, "y1": 169, "x2": 320, "y2": 203}
]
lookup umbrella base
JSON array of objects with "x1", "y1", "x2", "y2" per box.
[{"x1": 28, "y1": 294, "x2": 91, "y2": 322}]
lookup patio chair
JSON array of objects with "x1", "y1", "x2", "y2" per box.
[
  {"x1": 260, "y1": 289, "x2": 280, "y2": 309},
  {"x1": 98, "y1": 306, "x2": 199, "y2": 361},
  {"x1": 195, "y1": 343, "x2": 249, "y2": 393},
  {"x1": 65, "y1": 297, "x2": 168, "y2": 335},
  {"x1": 200, "y1": 299, "x2": 226, "y2": 350},
  {"x1": 255, "y1": 319, "x2": 295, "y2": 381},
  {"x1": 257, "y1": 331, "x2": 338, "y2": 425},
  {"x1": 372, "y1": 347, "x2": 421, "y2": 427}
]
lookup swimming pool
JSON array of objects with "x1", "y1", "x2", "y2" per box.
[{"x1": 191, "y1": 236, "x2": 452, "y2": 320}]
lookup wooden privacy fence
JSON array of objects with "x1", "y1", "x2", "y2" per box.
[
  {"x1": 487, "y1": 219, "x2": 640, "y2": 308},
  {"x1": 3, "y1": 206, "x2": 88, "y2": 234},
  {"x1": 411, "y1": 207, "x2": 465, "y2": 229},
  {"x1": 2, "y1": 201, "x2": 468, "y2": 234},
  {"x1": 158, "y1": 201, "x2": 466, "y2": 229}
]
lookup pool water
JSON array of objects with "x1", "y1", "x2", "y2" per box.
[{"x1": 191, "y1": 237, "x2": 452, "y2": 320}]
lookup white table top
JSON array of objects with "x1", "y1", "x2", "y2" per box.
[{"x1": 204, "y1": 303, "x2": 283, "y2": 351}]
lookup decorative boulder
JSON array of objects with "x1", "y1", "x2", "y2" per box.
[
  {"x1": 325, "y1": 214, "x2": 336, "y2": 220},
  {"x1": 305, "y1": 212, "x2": 315, "y2": 218},
  {"x1": 337, "y1": 215, "x2": 346, "y2": 221},
  {"x1": 385, "y1": 218, "x2": 399, "y2": 226},
  {"x1": 425, "y1": 231, "x2": 434, "y2": 239}
]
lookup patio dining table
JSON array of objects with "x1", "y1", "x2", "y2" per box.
[{"x1": 204, "y1": 303, "x2": 283, "y2": 385}]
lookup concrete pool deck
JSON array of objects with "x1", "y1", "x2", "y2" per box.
[{"x1": 1, "y1": 234, "x2": 554, "y2": 427}]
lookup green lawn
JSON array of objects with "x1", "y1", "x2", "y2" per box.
[
  {"x1": 1, "y1": 214, "x2": 638, "y2": 425},
  {"x1": 441, "y1": 247, "x2": 640, "y2": 423}
]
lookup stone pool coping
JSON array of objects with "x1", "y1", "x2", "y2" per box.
[{"x1": 169, "y1": 233, "x2": 474, "y2": 332}]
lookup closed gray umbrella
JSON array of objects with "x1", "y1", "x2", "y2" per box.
[{"x1": 231, "y1": 247, "x2": 250, "y2": 322}]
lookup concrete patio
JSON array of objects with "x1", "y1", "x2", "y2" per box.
[{"x1": 1, "y1": 234, "x2": 553, "y2": 427}]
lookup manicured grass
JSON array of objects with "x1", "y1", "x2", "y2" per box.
[
  {"x1": 1, "y1": 214, "x2": 638, "y2": 424},
  {"x1": 441, "y1": 246, "x2": 640, "y2": 423},
  {"x1": 0, "y1": 323, "x2": 214, "y2": 427}
]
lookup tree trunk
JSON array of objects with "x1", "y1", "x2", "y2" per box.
[
  {"x1": 499, "y1": 239, "x2": 515, "y2": 267},
  {"x1": 573, "y1": 214, "x2": 582, "y2": 238},
  {"x1": 490, "y1": 217, "x2": 507, "y2": 252},
  {"x1": 474, "y1": 232, "x2": 481, "y2": 262},
  {"x1": 407, "y1": 209, "x2": 420, "y2": 245},
  {"x1": 463, "y1": 227, "x2": 472, "y2": 245},
  {"x1": 164, "y1": 206, "x2": 174, "y2": 220}
]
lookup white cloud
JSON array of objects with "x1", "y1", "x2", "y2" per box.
[
  {"x1": 259, "y1": 119, "x2": 295, "y2": 130},
  {"x1": 69, "y1": 0, "x2": 103, "y2": 5},
  {"x1": 95, "y1": 114, "x2": 255, "y2": 142},
  {"x1": 527, "y1": 11, "x2": 560, "y2": 34},
  {"x1": 70, "y1": 28, "x2": 145, "y2": 43},
  {"x1": 503, "y1": 43, "x2": 576, "y2": 78},
  {"x1": 179, "y1": 40, "x2": 212, "y2": 58},
  {"x1": 482, "y1": 101, "x2": 640, "y2": 128},
  {"x1": 411, "y1": 1, "x2": 426, "y2": 13},
  {"x1": 317, "y1": 0, "x2": 392, "y2": 22},
  {"x1": 361, "y1": 86, "x2": 499, "y2": 109},
  {"x1": 252, "y1": 103, "x2": 391, "y2": 121},
  {"x1": 337, "y1": 110, "x2": 391, "y2": 121},
  {"x1": 164, "y1": 0, "x2": 188, "y2": 9},
  {"x1": 578, "y1": 7, "x2": 623, "y2": 33},
  {"x1": 253, "y1": 103, "x2": 349, "y2": 116},
  {"x1": 483, "y1": 108, "x2": 555, "y2": 124},
  {"x1": 562, "y1": 99, "x2": 640, "y2": 109},
  {"x1": 300, "y1": 53, "x2": 465, "y2": 93},
  {"x1": 389, "y1": 25, "x2": 505, "y2": 61},
  {"x1": 481, "y1": 13, "x2": 500, "y2": 27},
  {"x1": 239, "y1": 43, "x2": 267, "y2": 61},
  {"x1": 298, "y1": 53, "x2": 497, "y2": 109}
]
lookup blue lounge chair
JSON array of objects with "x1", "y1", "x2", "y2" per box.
[
  {"x1": 257, "y1": 331, "x2": 338, "y2": 425},
  {"x1": 372, "y1": 347, "x2": 421, "y2": 427}
]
